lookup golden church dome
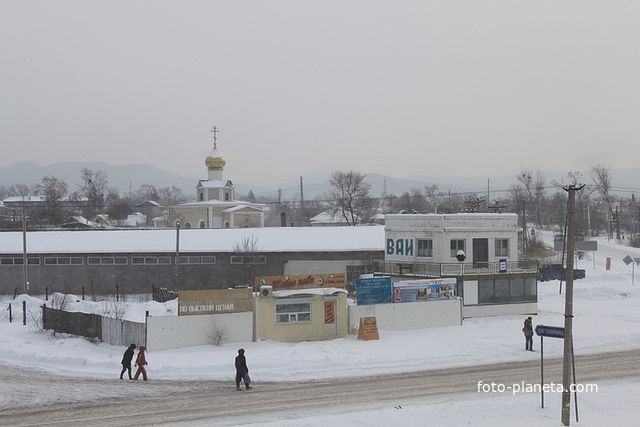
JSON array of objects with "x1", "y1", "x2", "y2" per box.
[{"x1": 205, "y1": 142, "x2": 226, "y2": 170}]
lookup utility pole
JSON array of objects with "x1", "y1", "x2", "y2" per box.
[
  {"x1": 22, "y1": 205, "x2": 29, "y2": 295},
  {"x1": 299, "y1": 176, "x2": 304, "y2": 210},
  {"x1": 561, "y1": 183, "x2": 584, "y2": 426},
  {"x1": 487, "y1": 178, "x2": 490, "y2": 212},
  {"x1": 174, "y1": 220, "x2": 180, "y2": 290},
  {"x1": 522, "y1": 201, "x2": 527, "y2": 255}
]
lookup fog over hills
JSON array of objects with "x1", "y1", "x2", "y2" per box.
[{"x1": 1, "y1": 162, "x2": 638, "y2": 202}]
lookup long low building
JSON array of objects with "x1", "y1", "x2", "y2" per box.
[{"x1": 0, "y1": 226, "x2": 385, "y2": 295}]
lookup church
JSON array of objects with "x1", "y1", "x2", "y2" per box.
[{"x1": 167, "y1": 128, "x2": 265, "y2": 229}]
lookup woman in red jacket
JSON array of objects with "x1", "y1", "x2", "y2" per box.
[{"x1": 133, "y1": 346, "x2": 148, "y2": 381}]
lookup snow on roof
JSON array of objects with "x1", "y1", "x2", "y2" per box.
[
  {"x1": 273, "y1": 287, "x2": 348, "y2": 297},
  {"x1": 0, "y1": 226, "x2": 385, "y2": 254},
  {"x1": 222, "y1": 205, "x2": 262, "y2": 213},
  {"x1": 310, "y1": 209, "x2": 358, "y2": 224},
  {"x1": 3, "y1": 196, "x2": 46, "y2": 203},
  {"x1": 178, "y1": 199, "x2": 265, "y2": 208},
  {"x1": 197, "y1": 180, "x2": 233, "y2": 189},
  {"x1": 136, "y1": 200, "x2": 161, "y2": 207}
]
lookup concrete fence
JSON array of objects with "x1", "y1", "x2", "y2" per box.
[
  {"x1": 102, "y1": 316, "x2": 146, "y2": 347},
  {"x1": 348, "y1": 298, "x2": 462, "y2": 333},
  {"x1": 146, "y1": 312, "x2": 253, "y2": 351}
]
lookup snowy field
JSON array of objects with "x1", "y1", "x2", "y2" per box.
[{"x1": 1, "y1": 231, "x2": 639, "y2": 383}]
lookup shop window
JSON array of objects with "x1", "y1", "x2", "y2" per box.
[
  {"x1": 510, "y1": 278, "x2": 524, "y2": 299},
  {"x1": 494, "y1": 278, "x2": 510, "y2": 302},
  {"x1": 478, "y1": 280, "x2": 494, "y2": 303},
  {"x1": 275, "y1": 302, "x2": 312, "y2": 324}
]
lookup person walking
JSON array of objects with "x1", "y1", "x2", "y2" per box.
[
  {"x1": 119, "y1": 344, "x2": 136, "y2": 380},
  {"x1": 523, "y1": 316, "x2": 534, "y2": 351},
  {"x1": 235, "y1": 348, "x2": 251, "y2": 391},
  {"x1": 133, "y1": 345, "x2": 148, "y2": 381}
]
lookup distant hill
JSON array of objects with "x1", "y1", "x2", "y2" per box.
[
  {"x1": 0, "y1": 161, "x2": 196, "y2": 196},
  {"x1": 236, "y1": 169, "x2": 640, "y2": 201},
  {"x1": 1, "y1": 162, "x2": 638, "y2": 202}
]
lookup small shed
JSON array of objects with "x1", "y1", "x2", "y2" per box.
[{"x1": 255, "y1": 287, "x2": 348, "y2": 342}]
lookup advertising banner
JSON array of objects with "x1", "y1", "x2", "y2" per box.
[
  {"x1": 355, "y1": 277, "x2": 393, "y2": 305},
  {"x1": 178, "y1": 289, "x2": 253, "y2": 316},
  {"x1": 255, "y1": 274, "x2": 346, "y2": 291},
  {"x1": 392, "y1": 278, "x2": 457, "y2": 303}
]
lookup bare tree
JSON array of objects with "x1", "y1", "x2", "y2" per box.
[
  {"x1": 590, "y1": 165, "x2": 616, "y2": 238},
  {"x1": 157, "y1": 186, "x2": 186, "y2": 206},
  {"x1": 78, "y1": 168, "x2": 109, "y2": 217},
  {"x1": 327, "y1": 170, "x2": 373, "y2": 225},
  {"x1": 233, "y1": 234, "x2": 259, "y2": 252},
  {"x1": 516, "y1": 168, "x2": 546, "y2": 226},
  {"x1": 37, "y1": 176, "x2": 68, "y2": 225},
  {"x1": 204, "y1": 318, "x2": 227, "y2": 346}
]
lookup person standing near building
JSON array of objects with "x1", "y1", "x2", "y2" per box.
[
  {"x1": 119, "y1": 344, "x2": 136, "y2": 380},
  {"x1": 235, "y1": 348, "x2": 251, "y2": 391},
  {"x1": 523, "y1": 316, "x2": 534, "y2": 351},
  {"x1": 133, "y1": 345, "x2": 148, "y2": 381}
]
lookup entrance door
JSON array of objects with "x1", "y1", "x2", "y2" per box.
[{"x1": 472, "y1": 238, "x2": 489, "y2": 269}]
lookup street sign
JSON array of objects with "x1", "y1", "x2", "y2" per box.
[
  {"x1": 498, "y1": 258, "x2": 508, "y2": 273},
  {"x1": 623, "y1": 255, "x2": 633, "y2": 266},
  {"x1": 575, "y1": 240, "x2": 597, "y2": 252},
  {"x1": 535, "y1": 325, "x2": 565, "y2": 338},
  {"x1": 635, "y1": 258, "x2": 640, "y2": 266}
]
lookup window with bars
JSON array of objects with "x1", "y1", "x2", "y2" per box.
[
  {"x1": 275, "y1": 301, "x2": 312, "y2": 324},
  {"x1": 450, "y1": 239, "x2": 465, "y2": 258},
  {"x1": 88, "y1": 256, "x2": 128, "y2": 265},
  {"x1": 44, "y1": 257, "x2": 83, "y2": 265},
  {"x1": 0, "y1": 257, "x2": 40, "y2": 266},
  {"x1": 230, "y1": 256, "x2": 266, "y2": 264},
  {"x1": 416, "y1": 239, "x2": 433, "y2": 257},
  {"x1": 495, "y1": 239, "x2": 509, "y2": 257},
  {"x1": 132, "y1": 256, "x2": 171, "y2": 265},
  {"x1": 177, "y1": 256, "x2": 216, "y2": 264}
]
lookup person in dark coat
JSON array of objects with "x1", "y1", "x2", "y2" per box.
[
  {"x1": 120, "y1": 344, "x2": 137, "y2": 379},
  {"x1": 133, "y1": 345, "x2": 148, "y2": 381},
  {"x1": 523, "y1": 316, "x2": 534, "y2": 351},
  {"x1": 235, "y1": 348, "x2": 251, "y2": 391}
]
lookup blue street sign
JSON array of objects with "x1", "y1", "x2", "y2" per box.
[
  {"x1": 535, "y1": 325, "x2": 565, "y2": 338},
  {"x1": 498, "y1": 258, "x2": 508, "y2": 273}
]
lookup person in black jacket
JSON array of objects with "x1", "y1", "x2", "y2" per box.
[
  {"x1": 523, "y1": 317, "x2": 534, "y2": 351},
  {"x1": 235, "y1": 348, "x2": 251, "y2": 391},
  {"x1": 120, "y1": 344, "x2": 137, "y2": 380}
]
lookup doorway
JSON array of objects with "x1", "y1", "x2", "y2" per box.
[{"x1": 472, "y1": 238, "x2": 489, "y2": 269}]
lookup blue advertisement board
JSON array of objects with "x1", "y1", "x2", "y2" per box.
[{"x1": 355, "y1": 277, "x2": 393, "y2": 305}]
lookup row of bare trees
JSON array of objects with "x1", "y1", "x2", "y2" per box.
[
  {"x1": 0, "y1": 169, "x2": 186, "y2": 227},
  {"x1": 263, "y1": 166, "x2": 639, "y2": 246}
]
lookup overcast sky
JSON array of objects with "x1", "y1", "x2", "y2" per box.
[{"x1": 1, "y1": 1, "x2": 639, "y2": 185}]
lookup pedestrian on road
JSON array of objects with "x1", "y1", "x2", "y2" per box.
[
  {"x1": 119, "y1": 344, "x2": 136, "y2": 380},
  {"x1": 235, "y1": 348, "x2": 251, "y2": 391},
  {"x1": 523, "y1": 316, "x2": 534, "y2": 351},
  {"x1": 133, "y1": 345, "x2": 148, "y2": 381}
]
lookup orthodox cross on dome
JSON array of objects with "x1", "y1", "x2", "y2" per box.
[{"x1": 210, "y1": 126, "x2": 220, "y2": 149}]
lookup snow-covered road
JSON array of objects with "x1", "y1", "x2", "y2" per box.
[{"x1": 1, "y1": 349, "x2": 638, "y2": 426}]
